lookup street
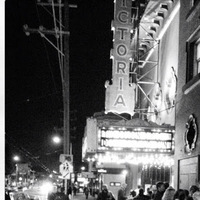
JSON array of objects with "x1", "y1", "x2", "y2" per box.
[{"x1": 72, "y1": 193, "x2": 96, "y2": 200}]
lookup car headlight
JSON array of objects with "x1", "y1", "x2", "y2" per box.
[{"x1": 40, "y1": 182, "x2": 53, "y2": 194}]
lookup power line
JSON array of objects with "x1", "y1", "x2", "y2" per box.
[
  {"x1": 39, "y1": 3, "x2": 65, "y2": 28},
  {"x1": 35, "y1": 1, "x2": 61, "y2": 96},
  {"x1": 6, "y1": 133, "x2": 52, "y2": 173},
  {"x1": 51, "y1": 0, "x2": 64, "y2": 82}
]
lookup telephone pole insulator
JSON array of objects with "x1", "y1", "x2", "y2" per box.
[{"x1": 23, "y1": 24, "x2": 70, "y2": 36}]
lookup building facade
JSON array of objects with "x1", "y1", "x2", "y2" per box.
[
  {"x1": 174, "y1": 0, "x2": 200, "y2": 190},
  {"x1": 82, "y1": 0, "x2": 200, "y2": 193}
]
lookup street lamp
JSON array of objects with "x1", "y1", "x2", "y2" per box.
[
  {"x1": 13, "y1": 155, "x2": 20, "y2": 162},
  {"x1": 81, "y1": 166, "x2": 85, "y2": 171},
  {"x1": 52, "y1": 135, "x2": 62, "y2": 144},
  {"x1": 13, "y1": 155, "x2": 20, "y2": 186}
]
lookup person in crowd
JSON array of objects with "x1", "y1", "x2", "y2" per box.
[
  {"x1": 128, "y1": 190, "x2": 136, "y2": 199},
  {"x1": 5, "y1": 190, "x2": 11, "y2": 200},
  {"x1": 118, "y1": 183, "x2": 127, "y2": 200},
  {"x1": 73, "y1": 186, "x2": 77, "y2": 196},
  {"x1": 133, "y1": 188, "x2": 150, "y2": 200},
  {"x1": 164, "y1": 182, "x2": 169, "y2": 190},
  {"x1": 67, "y1": 186, "x2": 72, "y2": 195},
  {"x1": 67, "y1": 186, "x2": 72, "y2": 200},
  {"x1": 162, "y1": 186, "x2": 175, "y2": 200},
  {"x1": 153, "y1": 182, "x2": 165, "y2": 200},
  {"x1": 146, "y1": 188, "x2": 153, "y2": 199},
  {"x1": 151, "y1": 185, "x2": 157, "y2": 200},
  {"x1": 135, "y1": 186, "x2": 142, "y2": 196},
  {"x1": 97, "y1": 184, "x2": 115, "y2": 200},
  {"x1": 174, "y1": 189, "x2": 188, "y2": 200},
  {"x1": 183, "y1": 189, "x2": 190, "y2": 200},
  {"x1": 54, "y1": 187, "x2": 69, "y2": 200},
  {"x1": 173, "y1": 189, "x2": 182, "y2": 200},
  {"x1": 95, "y1": 188, "x2": 100, "y2": 196},
  {"x1": 48, "y1": 192, "x2": 56, "y2": 200},
  {"x1": 192, "y1": 191, "x2": 200, "y2": 200},
  {"x1": 84, "y1": 187, "x2": 89, "y2": 199},
  {"x1": 189, "y1": 185, "x2": 200, "y2": 199}
]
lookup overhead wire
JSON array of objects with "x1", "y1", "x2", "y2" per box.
[
  {"x1": 51, "y1": 0, "x2": 64, "y2": 83},
  {"x1": 59, "y1": 0, "x2": 64, "y2": 71},
  {"x1": 5, "y1": 133, "x2": 52, "y2": 173},
  {"x1": 34, "y1": 1, "x2": 61, "y2": 99},
  {"x1": 39, "y1": 4, "x2": 65, "y2": 29}
]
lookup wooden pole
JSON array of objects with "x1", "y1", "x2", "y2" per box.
[{"x1": 63, "y1": 0, "x2": 70, "y2": 194}]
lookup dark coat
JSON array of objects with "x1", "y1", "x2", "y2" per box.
[
  {"x1": 153, "y1": 191, "x2": 164, "y2": 200},
  {"x1": 118, "y1": 188, "x2": 127, "y2": 200},
  {"x1": 97, "y1": 190, "x2": 115, "y2": 200},
  {"x1": 133, "y1": 194, "x2": 150, "y2": 200}
]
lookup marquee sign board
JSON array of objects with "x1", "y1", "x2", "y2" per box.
[
  {"x1": 98, "y1": 126, "x2": 174, "y2": 154},
  {"x1": 105, "y1": 0, "x2": 136, "y2": 116}
]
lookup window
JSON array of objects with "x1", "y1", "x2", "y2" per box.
[
  {"x1": 186, "y1": 29, "x2": 200, "y2": 82},
  {"x1": 192, "y1": 0, "x2": 199, "y2": 7},
  {"x1": 190, "y1": 38, "x2": 200, "y2": 79},
  {"x1": 186, "y1": 0, "x2": 200, "y2": 22},
  {"x1": 190, "y1": 0, "x2": 199, "y2": 8},
  {"x1": 196, "y1": 39, "x2": 200, "y2": 73}
]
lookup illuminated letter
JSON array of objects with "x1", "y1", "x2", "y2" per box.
[
  {"x1": 114, "y1": 95, "x2": 126, "y2": 106},
  {"x1": 118, "y1": 27, "x2": 128, "y2": 40},
  {"x1": 119, "y1": 77, "x2": 123, "y2": 90},
  {"x1": 118, "y1": 11, "x2": 128, "y2": 24},
  {"x1": 117, "y1": 44, "x2": 127, "y2": 56},
  {"x1": 117, "y1": 61, "x2": 126, "y2": 74}
]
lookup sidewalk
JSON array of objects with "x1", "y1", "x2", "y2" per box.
[{"x1": 72, "y1": 193, "x2": 96, "y2": 200}]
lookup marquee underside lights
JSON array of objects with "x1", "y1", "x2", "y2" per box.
[
  {"x1": 95, "y1": 152, "x2": 174, "y2": 167},
  {"x1": 100, "y1": 139, "x2": 172, "y2": 151}
]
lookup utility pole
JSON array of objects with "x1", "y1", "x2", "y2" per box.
[
  {"x1": 63, "y1": 0, "x2": 70, "y2": 194},
  {"x1": 63, "y1": 0, "x2": 70, "y2": 158},
  {"x1": 23, "y1": 0, "x2": 77, "y2": 194}
]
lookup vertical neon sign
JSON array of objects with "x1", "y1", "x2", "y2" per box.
[{"x1": 105, "y1": 0, "x2": 136, "y2": 116}]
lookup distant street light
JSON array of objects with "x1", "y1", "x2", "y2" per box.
[
  {"x1": 13, "y1": 155, "x2": 20, "y2": 162},
  {"x1": 13, "y1": 155, "x2": 20, "y2": 186},
  {"x1": 52, "y1": 136, "x2": 61, "y2": 144},
  {"x1": 81, "y1": 166, "x2": 85, "y2": 171}
]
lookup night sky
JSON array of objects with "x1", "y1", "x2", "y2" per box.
[{"x1": 5, "y1": 0, "x2": 114, "y2": 174}]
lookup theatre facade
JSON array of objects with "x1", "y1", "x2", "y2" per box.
[{"x1": 82, "y1": 0, "x2": 200, "y2": 193}]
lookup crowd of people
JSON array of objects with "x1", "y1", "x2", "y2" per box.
[
  {"x1": 96, "y1": 182, "x2": 200, "y2": 200},
  {"x1": 5, "y1": 182, "x2": 200, "y2": 200},
  {"x1": 125, "y1": 182, "x2": 200, "y2": 200}
]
